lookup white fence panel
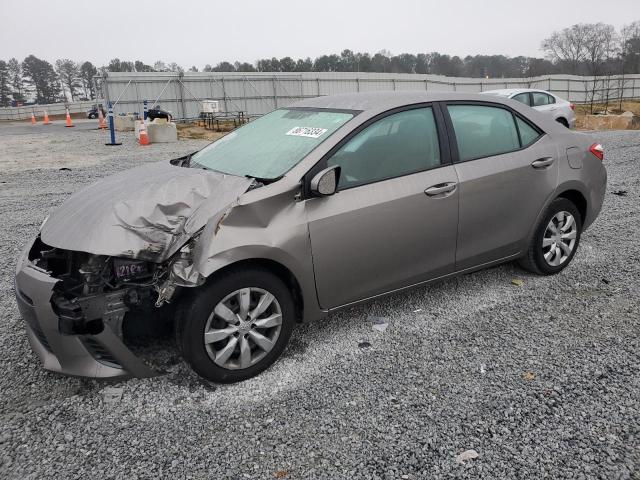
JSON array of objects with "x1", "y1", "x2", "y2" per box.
[{"x1": 2, "y1": 72, "x2": 639, "y2": 121}]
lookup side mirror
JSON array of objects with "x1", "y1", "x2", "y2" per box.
[{"x1": 310, "y1": 166, "x2": 341, "y2": 197}]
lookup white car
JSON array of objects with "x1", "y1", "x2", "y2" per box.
[{"x1": 481, "y1": 89, "x2": 575, "y2": 129}]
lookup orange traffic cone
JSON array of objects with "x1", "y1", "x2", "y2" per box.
[
  {"x1": 43, "y1": 110, "x2": 51, "y2": 125},
  {"x1": 65, "y1": 108, "x2": 74, "y2": 128},
  {"x1": 138, "y1": 120, "x2": 150, "y2": 146},
  {"x1": 97, "y1": 108, "x2": 107, "y2": 129},
  {"x1": 31, "y1": 112, "x2": 37, "y2": 125}
]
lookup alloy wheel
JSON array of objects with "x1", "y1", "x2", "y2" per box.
[
  {"x1": 203, "y1": 287, "x2": 282, "y2": 370},
  {"x1": 542, "y1": 211, "x2": 578, "y2": 266}
]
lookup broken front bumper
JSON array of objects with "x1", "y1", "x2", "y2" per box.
[{"x1": 14, "y1": 240, "x2": 158, "y2": 379}]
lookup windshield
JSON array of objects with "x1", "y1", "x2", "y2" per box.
[{"x1": 191, "y1": 108, "x2": 355, "y2": 179}]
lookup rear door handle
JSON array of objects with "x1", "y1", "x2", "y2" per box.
[
  {"x1": 531, "y1": 157, "x2": 555, "y2": 169},
  {"x1": 425, "y1": 182, "x2": 457, "y2": 196}
]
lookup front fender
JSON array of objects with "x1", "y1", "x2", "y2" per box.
[{"x1": 188, "y1": 194, "x2": 325, "y2": 323}]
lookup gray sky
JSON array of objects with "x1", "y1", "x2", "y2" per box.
[{"x1": 1, "y1": 0, "x2": 638, "y2": 67}]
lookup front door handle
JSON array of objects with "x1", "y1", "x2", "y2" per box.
[
  {"x1": 425, "y1": 182, "x2": 457, "y2": 196},
  {"x1": 531, "y1": 157, "x2": 555, "y2": 169}
]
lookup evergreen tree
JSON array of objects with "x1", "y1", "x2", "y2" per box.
[
  {"x1": 56, "y1": 59, "x2": 82, "y2": 101},
  {"x1": 22, "y1": 55, "x2": 60, "y2": 104},
  {"x1": 79, "y1": 61, "x2": 98, "y2": 99},
  {"x1": 0, "y1": 60, "x2": 11, "y2": 107},
  {"x1": 7, "y1": 58, "x2": 23, "y2": 102}
]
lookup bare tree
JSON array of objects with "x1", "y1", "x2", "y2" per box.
[
  {"x1": 582, "y1": 24, "x2": 619, "y2": 112},
  {"x1": 619, "y1": 21, "x2": 640, "y2": 109},
  {"x1": 544, "y1": 23, "x2": 621, "y2": 113},
  {"x1": 541, "y1": 24, "x2": 592, "y2": 74},
  {"x1": 167, "y1": 62, "x2": 184, "y2": 73},
  {"x1": 153, "y1": 60, "x2": 168, "y2": 72}
]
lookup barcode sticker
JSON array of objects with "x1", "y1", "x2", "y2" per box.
[{"x1": 286, "y1": 126, "x2": 328, "y2": 138}]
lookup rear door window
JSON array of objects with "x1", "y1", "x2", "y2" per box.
[
  {"x1": 512, "y1": 93, "x2": 531, "y2": 106},
  {"x1": 447, "y1": 105, "x2": 520, "y2": 161},
  {"x1": 532, "y1": 92, "x2": 555, "y2": 106}
]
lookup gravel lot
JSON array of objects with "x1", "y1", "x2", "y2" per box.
[{"x1": 0, "y1": 125, "x2": 638, "y2": 479}]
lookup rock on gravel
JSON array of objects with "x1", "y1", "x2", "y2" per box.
[{"x1": 0, "y1": 127, "x2": 638, "y2": 479}]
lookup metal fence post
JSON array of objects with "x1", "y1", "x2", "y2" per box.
[
  {"x1": 272, "y1": 76, "x2": 278, "y2": 109},
  {"x1": 177, "y1": 72, "x2": 186, "y2": 119},
  {"x1": 220, "y1": 76, "x2": 229, "y2": 113},
  {"x1": 242, "y1": 77, "x2": 249, "y2": 113},
  {"x1": 317, "y1": 78, "x2": 321, "y2": 96},
  {"x1": 102, "y1": 71, "x2": 111, "y2": 110}
]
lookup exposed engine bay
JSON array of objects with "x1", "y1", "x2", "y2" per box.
[{"x1": 28, "y1": 236, "x2": 186, "y2": 339}]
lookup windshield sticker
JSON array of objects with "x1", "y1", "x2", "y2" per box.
[{"x1": 286, "y1": 126, "x2": 328, "y2": 139}]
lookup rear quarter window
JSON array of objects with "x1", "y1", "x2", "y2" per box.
[{"x1": 515, "y1": 116, "x2": 542, "y2": 146}]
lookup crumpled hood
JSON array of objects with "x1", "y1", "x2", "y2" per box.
[{"x1": 41, "y1": 161, "x2": 253, "y2": 262}]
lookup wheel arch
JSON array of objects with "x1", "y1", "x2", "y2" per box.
[
  {"x1": 523, "y1": 183, "x2": 589, "y2": 252},
  {"x1": 556, "y1": 188, "x2": 587, "y2": 224},
  {"x1": 202, "y1": 258, "x2": 306, "y2": 323}
]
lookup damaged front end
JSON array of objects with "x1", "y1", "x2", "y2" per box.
[
  {"x1": 14, "y1": 234, "x2": 208, "y2": 378},
  {"x1": 14, "y1": 236, "x2": 179, "y2": 378},
  {"x1": 14, "y1": 160, "x2": 253, "y2": 378}
]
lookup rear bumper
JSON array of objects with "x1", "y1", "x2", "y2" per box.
[{"x1": 14, "y1": 241, "x2": 158, "y2": 379}]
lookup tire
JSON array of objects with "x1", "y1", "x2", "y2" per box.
[
  {"x1": 518, "y1": 198, "x2": 582, "y2": 275},
  {"x1": 88, "y1": 113, "x2": 96, "y2": 119},
  {"x1": 175, "y1": 267, "x2": 295, "y2": 383},
  {"x1": 556, "y1": 117, "x2": 569, "y2": 128}
]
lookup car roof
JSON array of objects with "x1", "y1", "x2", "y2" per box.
[
  {"x1": 481, "y1": 88, "x2": 552, "y2": 97},
  {"x1": 290, "y1": 91, "x2": 518, "y2": 113}
]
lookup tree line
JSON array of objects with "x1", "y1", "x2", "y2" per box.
[{"x1": 0, "y1": 21, "x2": 638, "y2": 107}]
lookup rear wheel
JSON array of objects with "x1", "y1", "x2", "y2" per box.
[
  {"x1": 518, "y1": 198, "x2": 582, "y2": 275},
  {"x1": 176, "y1": 267, "x2": 294, "y2": 383},
  {"x1": 556, "y1": 117, "x2": 569, "y2": 128}
]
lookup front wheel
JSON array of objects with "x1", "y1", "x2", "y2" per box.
[
  {"x1": 518, "y1": 198, "x2": 582, "y2": 275},
  {"x1": 176, "y1": 267, "x2": 295, "y2": 383}
]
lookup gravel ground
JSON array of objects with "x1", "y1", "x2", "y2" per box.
[{"x1": 0, "y1": 126, "x2": 638, "y2": 479}]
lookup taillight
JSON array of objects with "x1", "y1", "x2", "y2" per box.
[
  {"x1": 570, "y1": 103, "x2": 575, "y2": 111},
  {"x1": 589, "y1": 143, "x2": 604, "y2": 161}
]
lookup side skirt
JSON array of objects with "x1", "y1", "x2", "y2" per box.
[{"x1": 326, "y1": 252, "x2": 522, "y2": 313}]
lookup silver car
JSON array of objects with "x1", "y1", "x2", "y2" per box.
[
  {"x1": 481, "y1": 88, "x2": 576, "y2": 129},
  {"x1": 14, "y1": 92, "x2": 606, "y2": 383}
]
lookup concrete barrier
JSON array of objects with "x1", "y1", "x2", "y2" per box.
[
  {"x1": 114, "y1": 114, "x2": 137, "y2": 131},
  {"x1": 584, "y1": 112, "x2": 640, "y2": 130},
  {"x1": 134, "y1": 119, "x2": 178, "y2": 143},
  {"x1": 147, "y1": 121, "x2": 178, "y2": 143}
]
